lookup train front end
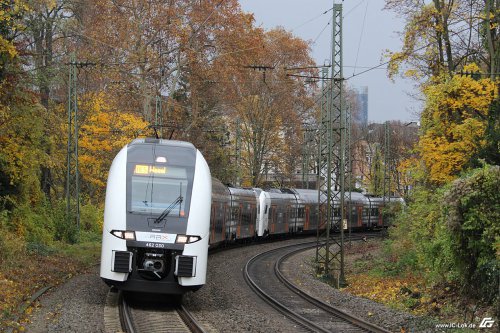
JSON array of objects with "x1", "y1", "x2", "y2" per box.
[{"x1": 100, "y1": 138, "x2": 211, "y2": 294}]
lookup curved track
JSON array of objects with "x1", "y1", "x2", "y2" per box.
[
  {"x1": 244, "y1": 237, "x2": 391, "y2": 333},
  {"x1": 104, "y1": 290, "x2": 207, "y2": 333}
]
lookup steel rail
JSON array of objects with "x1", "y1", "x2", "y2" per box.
[
  {"x1": 244, "y1": 234, "x2": 388, "y2": 333},
  {"x1": 119, "y1": 292, "x2": 136, "y2": 333},
  {"x1": 178, "y1": 304, "x2": 208, "y2": 333},
  {"x1": 244, "y1": 241, "x2": 330, "y2": 333},
  {"x1": 275, "y1": 245, "x2": 391, "y2": 333}
]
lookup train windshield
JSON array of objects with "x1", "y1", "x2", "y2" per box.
[{"x1": 130, "y1": 164, "x2": 193, "y2": 216}]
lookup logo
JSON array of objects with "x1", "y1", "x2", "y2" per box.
[{"x1": 479, "y1": 317, "x2": 495, "y2": 328}]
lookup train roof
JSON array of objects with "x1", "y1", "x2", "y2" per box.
[
  {"x1": 129, "y1": 138, "x2": 196, "y2": 150},
  {"x1": 228, "y1": 187, "x2": 257, "y2": 197},
  {"x1": 368, "y1": 196, "x2": 405, "y2": 204},
  {"x1": 292, "y1": 189, "x2": 320, "y2": 203}
]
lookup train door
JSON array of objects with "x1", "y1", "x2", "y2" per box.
[
  {"x1": 357, "y1": 206, "x2": 363, "y2": 227},
  {"x1": 249, "y1": 203, "x2": 255, "y2": 236},
  {"x1": 237, "y1": 203, "x2": 242, "y2": 238},
  {"x1": 222, "y1": 202, "x2": 231, "y2": 240},
  {"x1": 285, "y1": 204, "x2": 290, "y2": 233},
  {"x1": 210, "y1": 205, "x2": 216, "y2": 243},
  {"x1": 378, "y1": 206, "x2": 383, "y2": 227},
  {"x1": 270, "y1": 205, "x2": 277, "y2": 234},
  {"x1": 241, "y1": 203, "x2": 252, "y2": 238},
  {"x1": 304, "y1": 205, "x2": 310, "y2": 230}
]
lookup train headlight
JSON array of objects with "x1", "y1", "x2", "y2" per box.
[
  {"x1": 111, "y1": 230, "x2": 136, "y2": 240},
  {"x1": 175, "y1": 234, "x2": 201, "y2": 244}
]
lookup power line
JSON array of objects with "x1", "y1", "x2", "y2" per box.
[
  {"x1": 291, "y1": 7, "x2": 333, "y2": 32},
  {"x1": 312, "y1": 18, "x2": 332, "y2": 45},
  {"x1": 352, "y1": 0, "x2": 369, "y2": 76}
]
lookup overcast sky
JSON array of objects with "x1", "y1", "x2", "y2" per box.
[{"x1": 238, "y1": 0, "x2": 422, "y2": 123}]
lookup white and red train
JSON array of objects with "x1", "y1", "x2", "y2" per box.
[{"x1": 100, "y1": 139, "x2": 401, "y2": 294}]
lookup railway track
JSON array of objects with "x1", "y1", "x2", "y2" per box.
[
  {"x1": 244, "y1": 237, "x2": 391, "y2": 333},
  {"x1": 103, "y1": 290, "x2": 209, "y2": 333}
]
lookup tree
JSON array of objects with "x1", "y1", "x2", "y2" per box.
[
  {"x1": 231, "y1": 28, "x2": 316, "y2": 186},
  {"x1": 17, "y1": 0, "x2": 76, "y2": 200},
  {"x1": 385, "y1": 0, "x2": 498, "y2": 79},
  {"x1": 419, "y1": 64, "x2": 497, "y2": 183},
  {"x1": 78, "y1": 92, "x2": 148, "y2": 203}
]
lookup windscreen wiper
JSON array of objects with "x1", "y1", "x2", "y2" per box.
[{"x1": 153, "y1": 196, "x2": 183, "y2": 224}]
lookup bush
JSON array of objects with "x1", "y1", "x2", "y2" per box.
[
  {"x1": 387, "y1": 187, "x2": 445, "y2": 276},
  {"x1": 9, "y1": 203, "x2": 56, "y2": 246},
  {"x1": 442, "y1": 165, "x2": 500, "y2": 304},
  {"x1": 387, "y1": 165, "x2": 500, "y2": 306},
  {"x1": 80, "y1": 203, "x2": 103, "y2": 234}
]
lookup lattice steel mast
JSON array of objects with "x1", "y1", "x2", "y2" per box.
[
  {"x1": 66, "y1": 53, "x2": 80, "y2": 234},
  {"x1": 315, "y1": 3, "x2": 347, "y2": 287},
  {"x1": 383, "y1": 121, "x2": 391, "y2": 204},
  {"x1": 302, "y1": 127, "x2": 315, "y2": 189}
]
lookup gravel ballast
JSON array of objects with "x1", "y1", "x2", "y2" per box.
[{"x1": 23, "y1": 238, "x2": 432, "y2": 332}]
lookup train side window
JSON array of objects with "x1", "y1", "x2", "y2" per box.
[
  {"x1": 265, "y1": 205, "x2": 268, "y2": 214},
  {"x1": 242, "y1": 211, "x2": 251, "y2": 225},
  {"x1": 232, "y1": 206, "x2": 240, "y2": 220}
]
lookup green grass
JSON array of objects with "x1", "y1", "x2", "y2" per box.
[{"x1": 57, "y1": 240, "x2": 102, "y2": 266}]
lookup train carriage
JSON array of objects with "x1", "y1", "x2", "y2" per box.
[
  {"x1": 346, "y1": 192, "x2": 370, "y2": 229},
  {"x1": 227, "y1": 187, "x2": 258, "y2": 240},
  {"x1": 293, "y1": 189, "x2": 323, "y2": 233},
  {"x1": 265, "y1": 190, "x2": 297, "y2": 235},
  {"x1": 210, "y1": 178, "x2": 230, "y2": 244}
]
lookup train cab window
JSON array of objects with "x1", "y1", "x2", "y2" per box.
[
  {"x1": 127, "y1": 144, "x2": 195, "y2": 217},
  {"x1": 264, "y1": 205, "x2": 268, "y2": 214},
  {"x1": 129, "y1": 165, "x2": 192, "y2": 216}
]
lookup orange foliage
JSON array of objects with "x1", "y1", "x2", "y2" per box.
[
  {"x1": 0, "y1": 253, "x2": 86, "y2": 331},
  {"x1": 344, "y1": 273, "x2": 429, "y2": 314}
]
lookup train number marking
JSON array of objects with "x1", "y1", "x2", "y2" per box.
[{"x1": 145, "y1": 242, "x2": 165, "y2": 248}]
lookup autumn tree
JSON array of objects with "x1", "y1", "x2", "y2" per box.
[
  {"x1": 385, "y1": 0, "x2": 500, "y2": 183},
  {"x1": 0, "y1": 0, "x2": 48, "y2": 207},
  {"x1": 419, "y1": 64, "x2": 497, "y2": 183},
  {"x1": 385, "y1": 0, "x2": 498, "y2": 79},
  {"x1": 227, "y1": 28, "x2": 316, "y2": 186},
  {"x1": 16, "y1": 0, "x2": 78, "y2": 200},
  {"x1": 78, "y1": 92, "x2": 148, "y2": 203}
]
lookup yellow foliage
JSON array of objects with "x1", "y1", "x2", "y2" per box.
[
  {"x1": 344, "y1": 273, "x2": 428, "y2": 314},
  {"x1": 79, "y1": 92, "x2": 148, "y2": 200},
  {"x1": 418, "y1": 67, "x2": 498, "y2": 183}
]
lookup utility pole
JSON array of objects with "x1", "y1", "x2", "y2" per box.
[
  {"x1": 66, "y1": 54, "x2": 95, "y2": 239},
  {"x1": 346, "y1": 104, "x2": 352, "y2": 242},
  {"x1": 302, "y1": 127, "x2": 315, "y2": 189},
  {"x1": 155, "y1": 95, "x2": 162, "y2": 138},
  {"x1": 235, "y1": 121, "x2": 241, "y2": 186},
  {"x1": 316, "y1": 3, "x2": 347, "y2": 288},
  {"x1": 383, "y1": 121, "x2": 391, "y2": 204},
  {"x1": 66, "y1": 53, "x2": 80, "y2": 237}
]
